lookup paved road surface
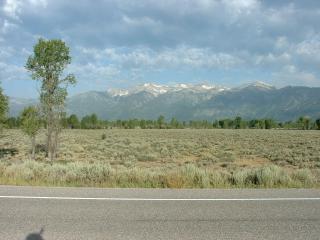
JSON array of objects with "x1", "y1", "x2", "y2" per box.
[{"x1": 0, "y1": 186, "x2": 319, "y2": 239}]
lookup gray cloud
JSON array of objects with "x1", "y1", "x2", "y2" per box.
[
  {"x1": 3, "y1": 0, "x2": 318, "y2": 50},
  {"x1": 1, "y1": 0, "x2": 320, "y2": 92}
]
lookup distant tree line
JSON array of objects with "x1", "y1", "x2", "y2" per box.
[{"x1": 4, "y1": 113, "x2": 320, "y2": 130}]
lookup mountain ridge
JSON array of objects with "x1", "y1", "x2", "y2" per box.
[{"x1": 8, "y1": 82, "x2": 320, "y2": 121}]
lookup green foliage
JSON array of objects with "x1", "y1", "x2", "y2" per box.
[
  {"x1": 0, "y1": 83, "x2": 8, "y2": 130},
  {"x1": 315, "y1": 119, "x2": 320, "y2": 130},
  {"x1": 5, "y1": 117, "x2": 21, "y2": 128},
  {"x1": 297, "y1": 116, "x2": 311, "y2": 130},
  {"x1": 170, "y1": 117, "x2": 182, "y2": 129},
  {"x1": 81, "y1": 114, "x2": 101, "y2": 129},
  {"x1": 25, "y1": 38, "x2": 76, "y2": 109},
  {"x1": 219, "y1": 119, "x2": 232, "y2": 129},
  {"x1": 20, "y1": 106, "x2": 42, "y2": 137},
  {"x1": 157, "y1": 115, "x2": 165, "y2": 129},
  {"x1": 265, "y1": 119, "x2": 276, "y2": 129},
  {"x1": 101, "y1": 133, "x2": 106, "y2": 140},
  {"x1": 67, "y1": 114, "x2": 80, "y2": 129},
  {"x1": 140, "y1": 119, "x2": 146, "y2": 129},
  {"x1": 234, "y1": 116, "x2": 242, "y2": 129},
  {"x1": 20, "y1": 106, "x2": 42, "y2": 159},
  {"x1": 55, "y1": 114, "x2": 320, "y2": 130},
  {"x1": 26, "y1": 38, "x2": 75, "y2": 82}
]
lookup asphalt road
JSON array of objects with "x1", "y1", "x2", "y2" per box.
[{"x1": 0, "y1": 186, "x2": 319, "y2": 240}]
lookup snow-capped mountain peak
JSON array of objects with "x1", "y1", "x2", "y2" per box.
[
  {"x1": 134, "y1": 83, "x2": 170, "y2": 96},
  {"x1": 238, "y1": 81, "x2": 275, "y2": 90},
  {"x1": 107, "y1": 89, "x2": 129, "y2": 97},
  {"x1": 200, "y1": 84, "x2": 214, "y2": 90},
  {"x1": 177, "y1": 83, "x2": 188, "y2": 88},
  {"x1": 192, "y1": 84, "x2": 229, "y2": 92},
  {"x1": 251, "y1": 81, "x2": 275, "y2": 89},
  {"x1": 106, "y1": 81, "x2": 275, "y2": 97},
  {"x1": 107, "y1": 82, "x2": 231, "y2": 96}
]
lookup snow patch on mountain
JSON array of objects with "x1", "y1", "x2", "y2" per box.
[
  {"x1": 107, "y1": 89, "x2": 129, "y2": 97},
  {"x1": 107, "y1": 82, "x2": 231, "y2": 96},
  {"x1": 136, "y1": 83, "x2": 170, "y2": 95},
  {"x1": 238, "y1": 81, "x2": 275, "y2": 90}
]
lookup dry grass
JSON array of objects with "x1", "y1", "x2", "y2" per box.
[{"x1": 0, "y1": 129, "x2": 319, "y2": 188}]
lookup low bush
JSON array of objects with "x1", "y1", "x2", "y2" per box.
[{"x1": 101, "y1": 133, "x2": 106, "y2": 140}]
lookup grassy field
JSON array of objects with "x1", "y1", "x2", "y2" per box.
[{"x1": 0, "y1": 129, "x2": 319, "y2": 188}]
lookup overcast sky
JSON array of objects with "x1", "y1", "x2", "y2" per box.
[{"x1": 1, "y1": 0, "x2": 320, "y2": 97}]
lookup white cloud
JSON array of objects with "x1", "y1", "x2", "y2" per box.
[
  {"x1": 3, "y1": 0, "x2": 22, "y2": 19},
  {"x1": 0, "y1": 46, "x2": 15, "y2": 58},
  {"x1": 0, "y1": 61, "x2": 27, "y2": 81},
  {"x1": 283, "y1": 65, "x2": 297, "y2": 74},
  {"x1": 272, "y1": 65, "x2": 319, "y2": 87},
  {"x1": 2, "y1": 0, "x2": 47, "y2": 19},
  {"x1": 69, "y1": 63, "x2": 120, "y2": 83},
  {"x1": 265, "y1": 3, "x2": 296, "y2": 25},
  {"x1": 122, "y1": 15, "x2": 161, "y2": 28},
  {"x1": 0, "y1": 19, "x2": 18, "y2": 34},
  {"x1": 222, "y1": 0, "x2": 259, "y2": 16},
  {"x1": 79, "y1": 46, "x2": 243, "y2": 70},
  {"x1": 2, "y1": 0, "x2": 320, "y2": 91},
  {"x1": 27, "y1": 0, "x2": 47, "y2": 7},
  {"x1": 255, "y1": 52, "x2": 291, "y2": 66},
  {"x1": 275, "y1": 36, "x2": 289, "y2": 49},
  {"x1": 296, "y1": 36, "x2": 320, "y2": 62}
]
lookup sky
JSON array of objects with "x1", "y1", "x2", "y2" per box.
[{"x1": 0, "y1": 0, "x2": 320, "y2": 98}]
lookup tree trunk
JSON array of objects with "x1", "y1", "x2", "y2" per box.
[
  {"x1": 31, "y1": 136, "x2": 36, "y2": 160},
  {"x1": 52, "y1": 129, "x2": 59, "y2": 160},
  {"x1": 47, "y1": 118, "x2": 54, "y2": 161}
]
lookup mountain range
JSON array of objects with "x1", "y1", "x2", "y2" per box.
[{"x1": 9, "y1": 81, "x2": 320, "y2": 121}]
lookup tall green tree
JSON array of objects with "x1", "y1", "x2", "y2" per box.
[
  {"x1": 68, "y1": 114, "x2": 80, "y2": 129},
  {"x1": 315, "y1": 118, "x2": 320, "y2": 130},
  {"x1": 265, "y1": 119, "x2": 276, "y2": 129},
  {"x1": 20, "y1": 106, "x2": 42, "y2": 159},
  {"x1": 90, "y1": 114, "x2": 98, "y2": 128},
  {"x1": 0, "y1": 83, "x2": 8, "y2": 132},
  {"x1": 170, "y1": 117, "x2": 179, "y2": 129},
  {"x1": 25, "y1": 38, "x2": 76, "y2": 160},
  {"x1": 234, "y1": 116, "x2": 242, "y2": 129},
  {"x1": 6, "y1": 117, "x2": 20, "y2": 128},
  {"x1": 157, "y1": 115, "x2": 165, "y2": 129},
  {"x1": 140, "y1": 119, "x2": 146, "y2": 129},
  {"x1": 297, "y1": 116, "x2": 310, "y2": 130}
]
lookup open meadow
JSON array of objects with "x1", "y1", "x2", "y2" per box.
[{"x1": 0, "y1": 129, "x2": 319, "y2": 188}]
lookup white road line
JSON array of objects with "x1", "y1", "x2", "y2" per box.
[{"x1": 0, "y1": 196, "x2": 320, "y2": 201}]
